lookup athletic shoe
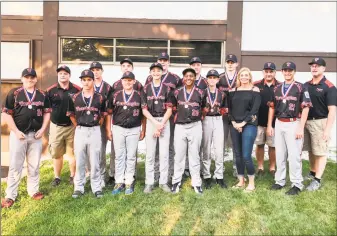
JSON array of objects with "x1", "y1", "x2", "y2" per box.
[
  {"x1": 125, "y1": 185, "x2": 134, "y2": 195},
  {"x1": 285, "y1": 186, "x2": 301, "y2": 195},
  {"x1": 171, "y1": 182, "x2": 181, "y2": 194},
  {"x1": 271, "y1": 183, "x2": 284, "y2": 190},
  {"x1": 95, "y1": 191, "x2": 104, "y2": 198},
  {"x1": 143, "y1": 184, "x2": 153, "y2": 194},
  {"x1": 159, "y1": 184, "x2": 171, "y2": 193},
  {"x1": 215, "y1": 178, "x2": 227, "y2": 189},
  {"x1": 204, "y1": 178, "x2": 212, "y2": 189},
  {"x1": 193, "y1": 186, "x2": 203, "y2": 194},
  {"x1": 112, "y1": 183, "x2": 125, "y2": 195},
  {"x1": 72, "y1": 190, "x2": 83, "y2": 199},
  {"x1": 306, "y1": 179, "x2": 321, "y2": 191},
  {"x1": 51, "y1": 178, "x2": 61, "y2": 187}
]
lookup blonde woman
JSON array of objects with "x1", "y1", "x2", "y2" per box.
[{"x1": 227, "y1": 67, "x2": 261, "y2": 192}]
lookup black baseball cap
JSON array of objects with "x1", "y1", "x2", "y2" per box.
[
  {"x1": 189, "y1": 57, "x2": 202, "y2": 65},
  {"x1": 79, "y1": 69, "x2": 94, "y2": 79},
  {"x1": 308, "y1": 57, "x2": 326, "y2": 66},
  {"x1": 57, "y1": 65, "x2": 71, "y2": 74},
  {"x1": 225, "y1": 54, "x2": 238, "y2": 63},
  {"x1": 89, "y1": 61, "x2": 103, "y2": 70},
  {"x1": 182, "y1": 68, "x2": 196, "y2": 76},
  {"x1": 206, "y1": 69, "x2": 220, "y2": 78},
  {"x1": 22, "y1": 68, "x2": 37, "y2": 77},
  {"x1": 120, "y1": 58, "x2": 133, "y2": 66},
  {"x1": 157, "y1": 52, "x2": 170, "y2": 60},
  {"x1": 121, "y1": 71, "x2": 135, "y2": 80},
  {"x1": 282, "y1": 61, "x2": 296, "y2": 70},
  {"x1": 150, "y1": 62, "x2": 163, "y2": 71},
  {"x1": 263, "y1": 62, "x2": 276, "y2": 70}
]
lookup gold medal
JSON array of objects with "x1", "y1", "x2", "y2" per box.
[
  {"x1": 86, "y1": 111, "x2": 91, "y2": 115},
  {"x1": 28, "y1": 105, "x2": 33, "y2": 109},
  {"x1": 123, "y1": 105, "x2": 127, "y2": 110},
  {"x1": 154, "y1": 100, "x2": 158, "y2": 104},
  {"x1": 210, "y1": 109, "x2": 214, "y2": 112},
  {"x1": 184, "y1": 105, "x2": 188, "y2": 108},
  {"x1": 283, "y1": 99, "x2": 286, "y2": 103}
]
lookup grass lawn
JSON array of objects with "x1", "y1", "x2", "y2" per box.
[{"x1": 1, "y1": 159, "x2": 336, "y2": 235}]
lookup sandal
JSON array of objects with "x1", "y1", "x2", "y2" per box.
[
  {"x1": 244, "y1": 186, "x2": 256, "y2": 193},
  {"x1": 232, "y1": 184, "x2": 245, "y2": 189}
]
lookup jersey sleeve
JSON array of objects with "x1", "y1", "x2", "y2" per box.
[
  {"x1": 66, "y1": 94, "x2": 76, "y2": 117},
  {"x1": 165, "y1": 88, "x2": 174, "y2": 109},
  {"x1": 2, "y1": 88, "x2": 16, "y2": 115},
  {"x1": 300, "y1": 85, "x2": 313, "y2": 109},
  {"x1": 100, "y1": 96, "x2": 108, "y2": 117},
  {"x1": 219, "y1": 92, "x2": 228, "y2": 115},
  {"x1": 140, "y1": 90, "x2": 148, "y2": 109},
  {"x1": 43, "y1": 94, "x2": 52, "y2": 113},
  {"x1": 201, "y1": 90, "x2": 207, "y2": 109},
  {"x1": 326, "y1": 86, "x2": 337, "y2": 106}
]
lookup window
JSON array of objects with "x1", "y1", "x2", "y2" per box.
[
  {"x1": 60, "y1": 37, "x2": 224, "y2": 65},
  {"x1": 1, "y1": 41, "x2": 32, "y2": 80}
]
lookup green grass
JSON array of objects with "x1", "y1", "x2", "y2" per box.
[{"x1": 1, "y1": 160, "x2": 336, "y2": 235}]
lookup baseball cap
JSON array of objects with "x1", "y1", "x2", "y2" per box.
[
  {"x1": 157, "y1": 52, "x2": 170, "y2": 60},
  {"x1": 56, "y1": 65, "x2": 71, "y2": 74},
  {"x1": 79, "y1": 69, "x2": 94, "y2": 79},
  {"x1": 189, "y1": 57, "x2": 202, "y2": 65},
  {"x1": 89, "y1": 61, "x2": 103, "y2": 70},
  {"x1": 22, "y1": 68, "x2": 37, "y2": 77},
  {"x1": 182, "y1": 68, "x2": 196, "y2": 76},
  {"x1": 263, "y1": 62, "x2": 276, "y2": 70},
  {"x1": 206, "y1": 69, "x2": 220, "y2": 78},
  {"x1": 225, "y1": 54, "x2": 238, "y2": 63},
  {"x1": 120, "y1": 58, "x2": 133, "y2": 66},
  {"x1": 121, "y1": 71, "x2": 135, "y2": 80},
  {"x1": 150, "y1": 62, "x2": 163, "y2": 71},
  {"x1": 282, "y1": 61, "x2": 296, "y2": 70},
  {"x1": 308, "y1": 57, "x2": 326, "y2": 66}
]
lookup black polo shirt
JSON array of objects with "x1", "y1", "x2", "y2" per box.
[
  {"x1": 67, "y1": 92, "x2": 107, "y2": 127},
  {"x1": 217, "y1": 70, "x2": 238, "y2": 94},
  {"x1": 304, "y1": 76, "x2": 337, "y2": 119},
  {"x1": 172, "y1": 86, "x2": 206, "y2": 124},
  {"x1": 195, "y1": 75, "x2": 208, "y2": 90},
  {"x1": 143, "y1": 82, "x2": 174, "y2": 117},
  {"x1": 108, "y1": 90, "x2": 147, "y2": 128},
  {"x1": 270, "y1": 81, "x2": 312, "y2": 119},
  {"x1": 145, "y1": 71, "x2": 183, "y2": 90},
  {"x1": 46, "y1": 82, "x2": 81, "y2": 126},
  {"x1": 254, "y1": 78, "x2": 281, "y2": 127},
  {"x1": 2, "y1": 87, "x2": 51, "y2": 133},
  {"x1": 204, "y1": 88, "x2": 227, "y2": 116},
  {"x1": 111, "y1": 79, "x2": 143, "y2": 94},
  {"x1": 94, "y1": 80, "x2": 112, "y2": 100}
]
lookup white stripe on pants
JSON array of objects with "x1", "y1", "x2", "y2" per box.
[
  {"x1": 201, "y1": 116, "x2": 224, "y2": 179},
  {"x1": 274, "y1": 119, "x2": 304, "y2": 190},
  {"x1": 5, "y1": 131, "x2": 42, "y2": 200},
  {"x1": 74, "y1": 126, "x2": 102, "y2": 193},
  {"x1": 172, "y1": 121, "x2": 202, "y2": 187},
  {"x1": 113, "y1": 125, "x2": 140, "y2": 185},
  {"x1": 145, "y1": 118, "x2": 170, "y2": 185}
]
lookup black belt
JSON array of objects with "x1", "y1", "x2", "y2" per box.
[
  {"x1": 307, "y1": 117, "x2": 326, "y2": 120},
  {"x1": 206, "y1": 114, "x2": 221, "y2": 117},
  {"x1": 53, "y1": 122, "x2": 72, "y2": 127},
  {"x1": 78, "y1": 124, "x2": 99, "y2": 127}
]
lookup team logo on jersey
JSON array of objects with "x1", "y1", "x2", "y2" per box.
[{"x1": 37, "y1": 109, "x2": 43, "y2": 117}]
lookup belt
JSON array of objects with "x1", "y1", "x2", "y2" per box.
[
  {"x1": 307, "y1": 117, "x2": 326, "y2": 120},
  {"x1": 277, "y1": 118, "x2": 298, "y2": 122},
  {"x1": 54, "y1": 123, "x2": 72, "y2": 127},
  {"x1": 78, "y1": 124, "x2": 99, "y2": 128},
  {"x1": 206, "y1": 114, "x2": 221, "y2": 117}
]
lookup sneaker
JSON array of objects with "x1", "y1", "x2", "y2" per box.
[
  {"x1": 95, "y1": 191, "x2": 104, "y2": 198},
  {"x1": 204, "y1": 178, "x2": 212, "y2": 189},
  {"x1": 143, "y1": 184, "x2": 153, "y2": 194},
  {"x1": 1, "y1": 198, "x2": 14, "y2": 208},
  {"x1": 285, "y1": 186, "x2": 301, "y2": 195},
  {"x1": 69, "y1": 176, "x2": 74, "y2": 185},
  {"x1": 171, "y1": 182, "x2": 181, "y2": 194},
  {"x1": 306, "y1": 179, "x2": 321, "y2": 191},
  {"x1": 256, "y1": 169, "x2": 264, "y2": 177},
  {"x1": 215, "y1": 178, "x2": 227, "y2": 189},
  {"x1": 304, "y1": 172, "x2": 315, "y2": 181},
  {"x1": 112, "y1": 183, "x2": 125, "y2": 195},
  {"x1": 106, "y1": 176, "x2": 115, "y2": 186},
  {"x1": 183, "y1": 169, "x2": 190, "y2": 178},
  {"x1": 72, "y1": 190, "x2": 83, "y2": 199},
  {"x1": 32, "y1": 192, "x2": 44, "y2": 200},
  {"x1": 159, "y1": 184, "x2": 171, "y2": 193},
  {"x1": 193, "y1": 186, "x2": 203, "y2": 194},
  {"x1": 271, "y1": 183, "x2": 284, "y2": 190},
  {"x1": 51, "y1": 178, "x2": 61, "y2": 187},
  {"x1": 125, "y1": 185, "x2": 134, "y2": 195}
]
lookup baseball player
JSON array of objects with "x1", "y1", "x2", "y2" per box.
[
  {"x1": 106, "y1": 71, "x2": 147, "y2": 195},
  {"x1": 145, "y1": 52, "x2": 183, "y2": 184},
  {"x1": 201, "y1": 69, "x2": 227, "y2": 189},
  {"x1": 1, "y1": 68, "x2": 51, "y2": 208},
  {"x1": 107, "y1": 58, "x2": 145, "y2": 187},
  {"x1": 303, "y1": 57, "x2": 337, "y2": 191},
  {"x1": 253, "y1": 62, "x2": 280, "y2": 177},
  {"x1": 189, "y1": 57, "x2": 208, "y2": 90},
  {"x1": 142, "y1": 63, "x2": 173, "y2": 193},
  {"x1": 267, "y1": 61, "x2": 312, "y2": 195},
  {"x1": 46, "y1": 65, "x2": 81, "y2": 187},
  {"x1": 217, "y1": 54, "x2": 239, "y2": 178},
  {"x1": 68, "y1": 69, "x2": 107, "y2": 199},
  {"x1": 171, "y1": 68, "x2": 206, "y2": 194},
  {"x1": 89, "y1": 61, "x2": 112, "y2": 188}
]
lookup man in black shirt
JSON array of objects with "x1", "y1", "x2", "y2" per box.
[
  {"x1": 1, "y1": 68, "x2": 51, "y2": 208},
  {"x1": 267, "y1": 61, "x2": 312, "y2": 195},
  {"x1": 253, "y1": 62, "x2": 280, "y2": 177},
  {"x1": 89, "y1": 61, "x2": 112, "y2": 188},
  {"x1": 189, "y1": 57, "x2": 207, "y2": 90},
  {"x1": 171, "y1": 68, "x2": 206, "y2": 194},
  {"x1": 303, "y1": 57, "x2": 337, "y2": 191},
  {"x1": 46, "y1": 65, "x2": 81, "y2": 187},
  {"x1": 68, "y1": 69, "x2": 106, "y2": 199}
]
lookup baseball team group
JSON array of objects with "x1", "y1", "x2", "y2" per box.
[{"x1": 2, "y1": 51, "x2": 336, "y2": 208}]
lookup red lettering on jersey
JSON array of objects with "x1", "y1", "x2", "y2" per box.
[
  {"x1": 192, "y1": 109, "x2": 199, "y2": 116},
  {"x1": 133, "y1": 109, "x2": 139, "y2": 116},
  {"x1": 37, "y1": 109, "x2": 43, "y2": 116},
  {"x1": 288, "y1": 103, "x2": 295, "y2": 111}
]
